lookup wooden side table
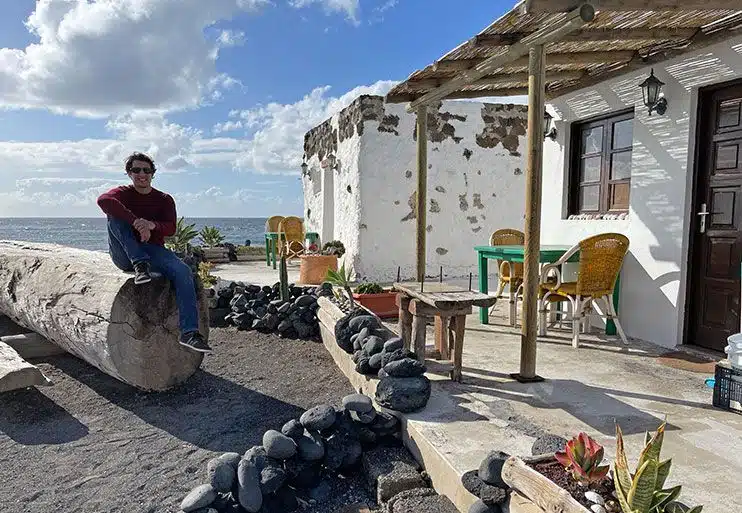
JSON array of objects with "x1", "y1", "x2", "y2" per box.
[{"x1": 394, "y1": 282, "x2": 496, "y2": 382}]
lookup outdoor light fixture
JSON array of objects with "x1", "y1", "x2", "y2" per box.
[
  {"x1": 300, "y1": 161, "x2": 308, "y2": 175},
  {"x1": 544, "y1": 111, "x2": 557, "y2": 140},
  {"x1": 639, "y1": 69, "x2": 668, "y2": 116},
  {"x1": 322, "y1": 154, "x2": 340, "y2": 170}
]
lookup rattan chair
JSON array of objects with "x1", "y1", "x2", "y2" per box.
[
  {"x1": 537, "y1": 233, "x2": 629, "y2": 348},
  {"x1": 277, "y1": 216, "x2": 306, "y2": 260},
  {"x1": 489, "y1": 229, "x2": 525, "y2": 321},
  {"x1": 265, "y1": 216, "x2": 285, "y2": 233}
]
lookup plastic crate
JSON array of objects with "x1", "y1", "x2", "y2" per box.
[{"x1": 712, "y1": 363, "x2": 742, "y2": 414}]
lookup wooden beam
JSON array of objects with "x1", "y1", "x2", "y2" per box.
[
  {"x1": 523, "y1": 0, "x2": 741, "y2": 11},
  {"x1": 546, "y1": 23, "x2": 742, "y2": 99},
  {"x1": 415, "y1": 105, "x2": 428, "y2": 282},
  {"x1": 431, "y1": 50, "x2": 634, "y2": 75},
  {"x1": 407, "y1": 71, "x2": 584, "y2": 90},
  {"x1": 443, "y1": 89, "x2": 530, "y2": 99},
  {"x1": 471, "y1": 28, "x2": 696, "y2": 47},
  {"x1": 406, "y1": 3, "x2": 596, "y2": 112},
  {"x1": 517, "y1": 44, "x2": 546, "y2": 383}
]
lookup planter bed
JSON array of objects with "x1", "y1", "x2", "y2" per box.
[
  {"x1": 503, "y1": 454, "x2": 617, "y2": 513},
  {"x1": 352, "y1": 291, "x2": 398, "y2": 319}
]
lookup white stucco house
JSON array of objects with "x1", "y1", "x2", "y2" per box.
[
  {"x1": 384, "y1": 4, "x2": 742, "y2": 355},
  {"x1": 301, "y1": 96, "x2": 528, "y2": 282}
]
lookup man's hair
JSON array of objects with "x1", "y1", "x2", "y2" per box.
[{"x1": 125, "y1": 152, "x2": 157, "y2": 174}]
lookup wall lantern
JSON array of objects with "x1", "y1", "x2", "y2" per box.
[
  {"x1": 543, "y1": 111, "x2": 557, "y2": 140},
  {"x1": 300, "y1": 161, "x2": 308, "y2": 176},
  {"x1": 322, "y1": 154, "x2": 340, "y2": 171},
  {"x1": 639, "y1": 69, "x2": 668, "y2": 116}
]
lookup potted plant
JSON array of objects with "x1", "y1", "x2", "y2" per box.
[
  {"x1": 501, "y1": 422, "x2": 703, "y2": 513},
  {"x1": 298, "y1": 240, "x2": 344, "y2": 285},
  {"x1": 199, "y1": 226, "x2": 229, "y2": 263},
  {"x1": 353, "y1": 282, "x2": 398, "y2": 319}
]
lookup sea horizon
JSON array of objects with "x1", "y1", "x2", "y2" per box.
[{"x1": 0, "y1": 217, "x2": 271, "y2": 252}]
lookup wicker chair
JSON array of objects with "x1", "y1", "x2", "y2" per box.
[
  {"x1": 537, "y1": 233, "x2": 629, "y2": 348},
  {"x1": 265, "y1": 216, "x2": 285, "y2": 233},
  {"x1": 277, "y1": 216, "x2": 305, "y2": 260},
  {"x1": 489, "y1": 229, "x2": 525, "y2": 321}
]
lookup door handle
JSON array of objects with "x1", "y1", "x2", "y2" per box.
[{"x1": 698, "y1": 203, "x2": 709, "y2": 234}]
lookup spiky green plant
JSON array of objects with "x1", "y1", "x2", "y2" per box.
[
  {"x1": 199, "y1": 226, "x2": 225, "y2": 247},
  {"x1": 554, "y1": 432, "x2": 610, "y2": 485},
  {"x1": 279, "y1": 254, "x2": 290, "y2": 302},
  {"x1": 613, "y1": 422, "x2": 703, "y2": 513},
  {"x1": 165, "y1": 217, "x2": 199, "y2": 253},
  {"x1": 326, "y1": 263, "x2": 355, "y2": 307}
]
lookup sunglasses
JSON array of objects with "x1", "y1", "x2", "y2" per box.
[{"x1": 129, "y1": 167, "x2": 153, "y2": 175}]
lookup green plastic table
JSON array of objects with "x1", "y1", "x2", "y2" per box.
[
  {"x1": 264, "y1": 232, "x2": 319, "y2": 269},
  {"x1": 474, "y1": 244, "x2": 620, "y2": 335}
]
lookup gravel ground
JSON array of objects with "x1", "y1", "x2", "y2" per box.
[{"x1": 0, "y1": 324, "x2": 378, "y2": 513}]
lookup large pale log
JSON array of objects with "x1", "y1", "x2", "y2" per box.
[{"x1": 0, "y1": 241, "x2": 207, "y2": 391}]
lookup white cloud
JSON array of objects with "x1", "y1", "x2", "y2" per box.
[
  {"x1": 217, "y1": 29, "x2": 246, "y2": 47},
  {"x1": 0, "y1": 0, "x2": 269, "y2": 117},
  {"x1": 227, "y1": 79, "x2": 397, "y2": 172},
  {"x1": 289, "y1": 0, "x2": 361, "y2": 25},
  {"x1": 0, "y1": 80, "x2": 396, "y2": 215}
]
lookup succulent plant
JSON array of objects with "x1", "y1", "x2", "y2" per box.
[
  {"x1": 199, "y1": 226, "x2": 225, "y2": 247},
  {"x1": 613, "y1": 421, "x2": 702, "y2": 513},
  {"x1": 355, "y1": 282, "x2": 385, "y2": 295},
  {"x1": 322, "y1": 240, "x2": 346, "y2": 257},
  {"x1": 554, "y1": 432, "x2": 610, "y2": 485},
  {"x1": 165, "y1": 217, "x2": 199, "y2": 253}
]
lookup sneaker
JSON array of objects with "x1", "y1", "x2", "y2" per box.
[
  {"x1": 180, "y1": 331, "x2": 213, "y2": 353},
  {"x1": 133, "y1": 261, "x2": 152, "y2": 285}
]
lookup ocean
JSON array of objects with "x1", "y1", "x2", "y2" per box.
[{"x1": 0, "y1": 217, "x2": 269, "y2": 252}]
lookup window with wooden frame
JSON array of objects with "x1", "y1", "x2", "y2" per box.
[{"x1": 568, "y1": 109, "x2": 634, "y2": 216}]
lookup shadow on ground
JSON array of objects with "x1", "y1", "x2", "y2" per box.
[
  {"x1": 0, "y1": 387, "x2": 89, "y2": 444},
  {"x1": 45, "y1": 353, "x2": 307, "y2": 452}
]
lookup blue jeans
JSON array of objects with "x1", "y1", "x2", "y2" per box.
[{"x1": 107, "y1": 217, "x2": 199, "y2": 336}]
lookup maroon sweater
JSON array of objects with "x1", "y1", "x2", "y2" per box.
[{"x1": 97, "y1": 186, "x2": 177, "y2": 246}]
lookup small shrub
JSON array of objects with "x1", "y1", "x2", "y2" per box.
[
  {"x1": 355, "y1": 282, "x2": 385, "y2": 295},
  {"x1": 199, "y1": 226, "x2": 225, "y2": 247},
  {"x1": 198, "y1": 261, "x2": 217, "y2": 287}
]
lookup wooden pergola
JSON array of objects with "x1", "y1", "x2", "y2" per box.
[{"x1": 385, "y1": 0, "x2": 741, "y2": 381}]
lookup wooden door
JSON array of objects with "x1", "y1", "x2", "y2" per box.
[{"x1": 689, "y1": 82, "x2": 742, "y2": 352}]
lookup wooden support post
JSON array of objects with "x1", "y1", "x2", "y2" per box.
[
  {"x1": 514, "y1": 45, "x2": 546, "y2": 384},
  {"x1": 450, "y1": 315, "x2": 467, "y2": 382},
  {"x1": 396, "y1": 293, "x2": 413, "y2": 350},
  {"x1": 416, "y1": 105, "x2": 428, "y2": 282},
  {"x1": 410, "y1": 302, "x2": 429, "y2": 364}
]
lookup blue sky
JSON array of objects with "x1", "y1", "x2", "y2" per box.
[{"x1": 0, "y1": 0, "x2": 515, "y2": 217}]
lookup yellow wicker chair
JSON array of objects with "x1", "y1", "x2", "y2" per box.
[
  {"x1": 277, "y1": 216, "x2": 305, "y2": 260},
  {"x1": 489, "y1": 229, "x2": 525, "y2": 322},
  {"x1": 538, "y1": 233, "x2": 629, "y2": 348},
  {"x1": 265, "y1": 215, "x2": 285, "y2": 233}
]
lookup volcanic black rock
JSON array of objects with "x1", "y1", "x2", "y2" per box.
[
  {"x1": 300, "y1": 404, "x2": 336, "y2": 431},
  {"x1": 384, "y1": 358, "x2": 426, "y2": 377},
  {"x1": 375, "y1": 376, "x2": 431, "y2": 413}
]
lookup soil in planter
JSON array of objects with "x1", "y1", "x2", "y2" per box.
[{"x1": 528, "y1": 460, "x2": 615, "y2": 510}]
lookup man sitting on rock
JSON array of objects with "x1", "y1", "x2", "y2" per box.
[{"x1": 97, "y1": 152, "x2": 212, "y2": 354}]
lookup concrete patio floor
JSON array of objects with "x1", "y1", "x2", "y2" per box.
[
  {"x1": 384, "y1": 302, "x2": 741, "y2": 512},
  {"x1": 212, "y1": 261, "x2": 741, "y2": 512}
]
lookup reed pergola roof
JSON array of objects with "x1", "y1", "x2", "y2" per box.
[{"x1": 386, "y1": 2, "x2": 742, "y2": 106}]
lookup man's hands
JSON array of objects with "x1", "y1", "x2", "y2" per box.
[{"x1": 133, "y1": 218, "x2": 157, "y2": 243}]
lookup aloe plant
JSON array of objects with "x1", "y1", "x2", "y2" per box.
[
  {"x1": 554, "y1": 432, "x2": 609, "y2": 485},
  {"x1": 326, "y1": 263, "x2": 355, "y2": 307},
  {"x1": 613, "y1": 421, "x2": 703, "y2": 513},
  {"x1": 165, "y1": 217, "x2": 199, "y2": 254},
  {"x1": 199, "y1": 226, "x2": 225, "y2": 247}
]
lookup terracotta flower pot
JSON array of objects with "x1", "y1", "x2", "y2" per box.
[
  {"x1": 352, "y1": 291, "x2": 398, "y2": 319},
  {"x1": 299, "y1": 254, "x2": 338, "y2": 285}
]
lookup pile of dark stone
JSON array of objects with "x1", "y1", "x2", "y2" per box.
[
  {"x1": 208, "y1": 281, "x2": 328, "y2": 339},
  {"x1": 179, "y1": 393, "x2": 403, "y2": 513},
  {"x1": 334, "y1": 310, "x2": 431, "y2": 413},
  {"x1": 463, "y1": 435, "x2": 569, "y2": 513}
]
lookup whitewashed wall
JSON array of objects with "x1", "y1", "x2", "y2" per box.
[
  {"x1": 303, "y1": 96, "x2": 528, "y2": 282},
  {"x1": 543, "y1": 35, "x2": 742, "y2": 348}
]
